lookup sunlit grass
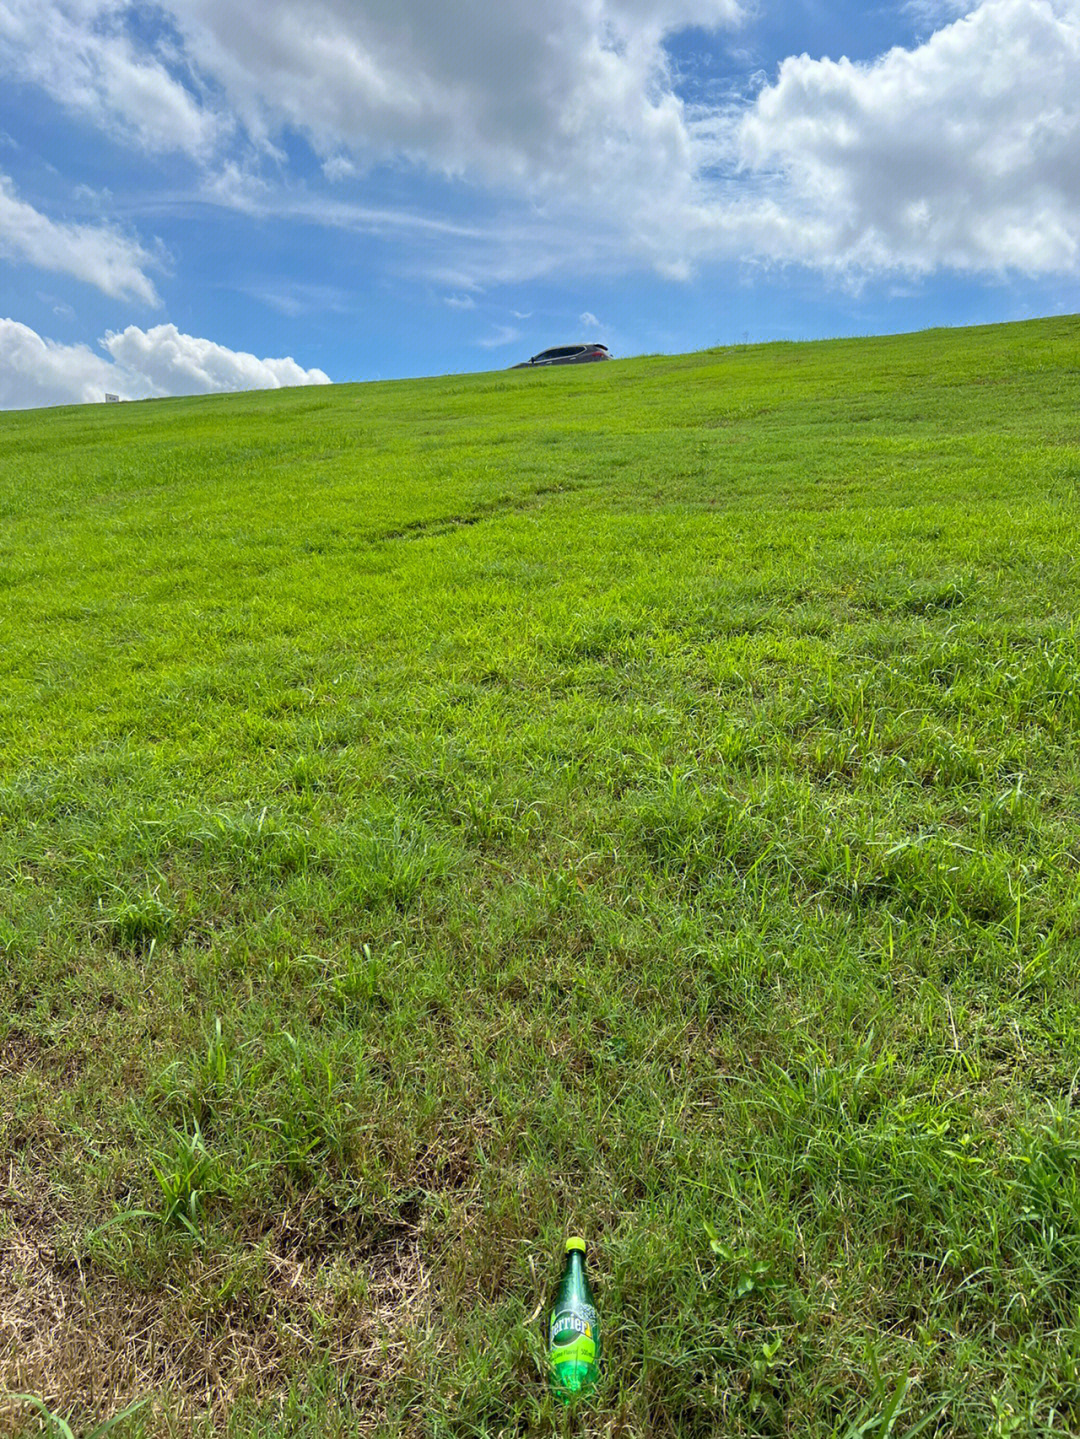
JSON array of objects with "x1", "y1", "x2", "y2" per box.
[{"x1": 3, "y1": 316, "x2": 1080, "y2": 1436}]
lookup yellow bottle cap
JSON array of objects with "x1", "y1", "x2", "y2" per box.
[{"x1": 565, "y1": 1236, "x2": 587, "y2": 1253}]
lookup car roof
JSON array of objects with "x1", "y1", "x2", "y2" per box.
[{"x1": 533, "y1": 342, "x2": 608, "y2": 357}]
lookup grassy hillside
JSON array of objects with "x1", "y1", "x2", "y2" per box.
[{"x1": 3, "y1": 317, "x2": 1080, "y2": 1439}]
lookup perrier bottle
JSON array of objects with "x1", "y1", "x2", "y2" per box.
[{"x1": 548, "y1": 1236, "x2": 601, "y2": 1400}]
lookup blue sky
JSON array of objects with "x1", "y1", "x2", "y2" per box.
[{"x1": 2, "y1": 0, "x2": 1078, "y2": 407}]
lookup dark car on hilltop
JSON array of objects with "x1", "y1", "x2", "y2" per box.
[{"x1": 512, "y1": 343, "x2": 611, "y2": 368}]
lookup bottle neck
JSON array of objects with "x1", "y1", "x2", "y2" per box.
[{"x1": 566, "y1": 1249, "x2": 586, "y2": 1278}]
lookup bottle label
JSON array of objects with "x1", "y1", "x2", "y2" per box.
[{"x1": 549, "y1": 1303, "x2": 600, "y2": 1370}]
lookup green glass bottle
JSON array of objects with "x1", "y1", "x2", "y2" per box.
[{"x1": 548, "y1": 1236, "x2": 601, "y2": 1400}]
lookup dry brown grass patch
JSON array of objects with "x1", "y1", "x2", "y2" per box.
[{"x1": 0, "y1": 1172, "x2": 431, "y2": 1437}]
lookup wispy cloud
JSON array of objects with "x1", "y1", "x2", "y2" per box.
[
  {"x1": 476, "y1": 324, "x2": 521, "y2": 349},
  {"x1": 197, "y1": 167, "x2": 488, "y2": 240},
  {"x1": 0, "y1": 173, "x2": 162, "y2": 303},
  {"x1": 241, "y1": 281, "x2": 353, "y2": 317},
  {"x1": 321, "y1": 155, "x2": 356, "y2": 182},
  {"x1": 903, "y1": 0, "x2": 979, "y2": 30}
]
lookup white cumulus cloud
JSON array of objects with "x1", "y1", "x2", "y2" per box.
[
  {"x1": 0, "y1": 317, "x2": 116, "y2": 408},
  {"x1": 0, "y1": 317, "x2": 331, "y2": 409},
  {"x1": 4, "y1": 0, "x2": 1080, "y2": 282},
  {"x1": 733, "y1": 0, "x2": 1080, "y2": 275},
  {"x1": 0, "y1": 173, "x2": 161, "y2": 303},
  {"x1": 102, "y1": 322, "x2": 331, "y2": 394},
  {"x1": 1, "y1": 0, "x2": 743, "y2": 273},
  {"x1": 166, "y1": 0, "x2": 743, "y2": 188},
  {"x1": 0, "y1": 0, "x2": 224, "y2": 157}
]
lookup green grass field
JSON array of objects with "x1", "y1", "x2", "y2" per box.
[{"x1": 3, "y1": 316, "x2": 1080, "y2": 1438}]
